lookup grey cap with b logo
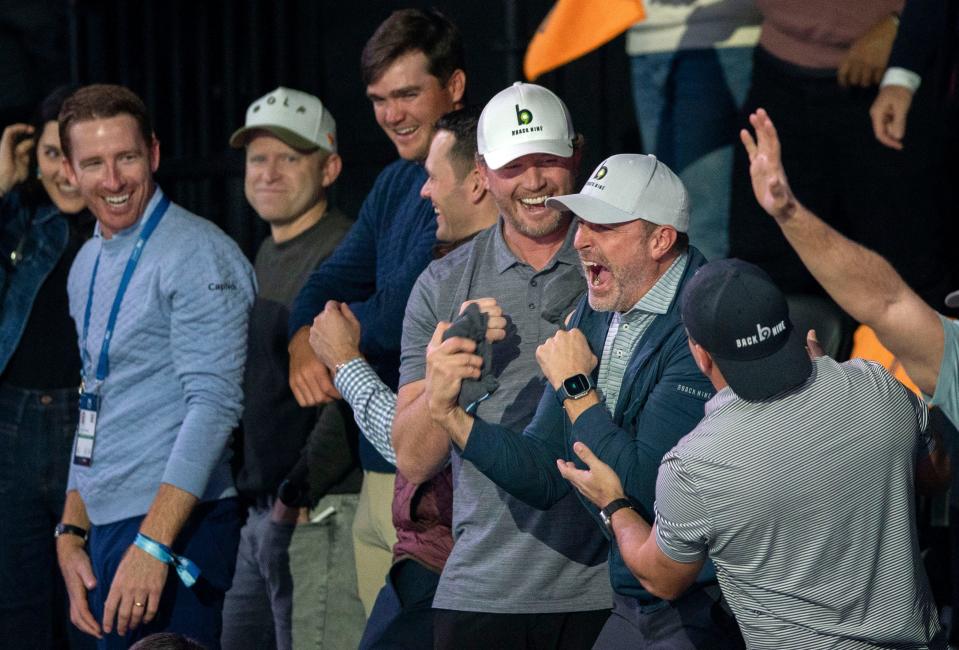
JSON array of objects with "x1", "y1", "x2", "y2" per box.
[{"x1": 545, "y1": 153, "x2": 689, "y2": 232}]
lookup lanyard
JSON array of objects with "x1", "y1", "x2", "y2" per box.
[{"x1": 81, "y1": 195, "x2": 171, "y2": 389}]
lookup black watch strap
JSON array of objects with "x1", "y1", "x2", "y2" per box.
[
  {"x1": 54, "y1": 523, "x2": 88, "y2": 542},
  {"x1": 599, "y1": 498, "x2": 635, "y2": 534},
  {"x1": 557, "y1": 373, "x2": 595, "y2": 404}
]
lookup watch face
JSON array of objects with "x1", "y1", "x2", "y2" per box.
[{"x1": 563, "y1": 374, "x2": 590, "y2": 396}]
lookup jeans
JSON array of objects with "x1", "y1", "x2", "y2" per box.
[
  {"x1": 221, "y1": 501, "x2": 295, "y2": 650},
  {"x1": 0, "y1": 383, "x2": 93, "y2": 650},
  {"x1": 359, "y1": 559, "x2": 439, "y2": 650},
  {"x1": 290, "y1": 492, "x2": 365, "y2": 649},
  {"x1": 86, "y1": 498, "x2": 241, "y2": 649},
  {"x1": 630, "y1": 46, "x2": 754, "y2": 261}
]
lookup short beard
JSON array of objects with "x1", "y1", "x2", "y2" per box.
[
  {"x1": 586, "y1": 266, "x2": 643, "y2": 313},
  {"x1": 501, "y1": 206, "x2": 568, "y2": 238}
]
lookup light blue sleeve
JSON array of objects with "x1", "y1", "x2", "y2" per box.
[
  {"x1": 931, "y1": 315, "x2": 959, "y2": 427},
  {"x1": 161, "y1": 228, "x2": 256, "y2": 497}
]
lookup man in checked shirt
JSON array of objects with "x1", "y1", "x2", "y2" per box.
[{"x1": 308, "y1": 108, "x2": 497, "y2": 649}]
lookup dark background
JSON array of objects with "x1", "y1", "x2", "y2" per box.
[{"x1": 0, "y1": 0, "x2": 640, "y2": 257}]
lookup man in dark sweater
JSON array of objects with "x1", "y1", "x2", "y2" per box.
[
  {"x1": 286, "y1": 8, "x2": 466, "y2": 615},
  {"x1": 222, "y1": 87, "x2": 361, "y2": 650}
]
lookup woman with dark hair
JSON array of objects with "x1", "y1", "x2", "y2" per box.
[{"x1": 0, "y1": 85, "x2": 95, "y2": 649}]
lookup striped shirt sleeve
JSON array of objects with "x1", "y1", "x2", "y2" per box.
[
  {"x1": 653, "y1": 453, "x2": 711, "y2": 564},
  {"x1": 333, "y1": 357, "x2": 397, "y2": 465}
]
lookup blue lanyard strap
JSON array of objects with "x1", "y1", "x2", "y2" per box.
[
  {"x1": 81, "y1": 195, "x2": 171, "y2": 385},
  {"x1": 134, "y1": 532, "x2": 201, "y2": 588}
]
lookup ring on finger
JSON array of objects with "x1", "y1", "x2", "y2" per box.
[{"x1": 134, "y1": 601, "x2": 144, "y2": 608}]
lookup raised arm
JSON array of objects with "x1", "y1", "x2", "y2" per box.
[{"x1": 741, "y1": 108, "x2": 944, "y2": 395}]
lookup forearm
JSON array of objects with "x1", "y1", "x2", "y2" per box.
[
  {"x1": 461, "y1": 416, "x2": 570, "y2": 510},
  {"x1": 777, "y1": 202, "x2": 943, "y2": 393},
  {"x1": 778, "y1": 203, "x2": 904, "y2": 325},
  {"x1": 334, "y1": 358, "x2": 398, "y2": 465},
  {"x1": 61, "y1": 490, "x2": 91, "y2": 530},
  {"x1": 393, "y1": 386, "x2": 452, "y2": 483},
  {"x1": 138, "y1": 484, "x2": 198, "y2": 546},
  {"x1": 611, "y1": 509, "x2": 671, "y2": 597}
]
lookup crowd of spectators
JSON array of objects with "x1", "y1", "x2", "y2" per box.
[{"x1": 1, "y1": 1, "x2": 958, "y2": 649}]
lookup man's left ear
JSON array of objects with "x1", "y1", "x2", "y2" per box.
[
  {"x1": 445, "y1": 69, "x2": 466, "y2": 106},
  {"x1": 650, "y1": 226, "x2": 677, "y2": 261},
  {"x1": 466, "y1": 165, "x2": 485, "y2": 203},
  {"x1": 321, "y1": 153, "x2": 343, "y2": 188}
]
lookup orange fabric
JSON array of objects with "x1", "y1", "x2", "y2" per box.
[
  {"x1": 523, "y1": 0, "x2": 646, "y2": 81},
  {"x1": 850, "y1": 325, "x2": 921, "y2": 395}
]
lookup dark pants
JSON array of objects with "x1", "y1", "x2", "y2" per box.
[
  {"x1": 360, "y1": 559, "x2": 440, "y2": 650},
  {"x1": 87, "y1": 498, "x2": 241, "y2": 649},
  {"x1": 433, "y1": 607, "x2": 609, "y2": 650},
  {"x1": 221, "y1": 501, "x2": 295, "y2": 650},
  {"x1": 592, "y1": 587, "x2": 744, "y2": 649},
  {"x1": 0, "y1": 383, "x2": 93, "y2": 649},
  {"x1": 729, "y1": 47, "x2": 952, "y2": 308}
]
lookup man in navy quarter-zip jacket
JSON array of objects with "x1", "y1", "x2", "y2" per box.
[
  {"x1": 424, "y1": 153, "x2": 745, "y2": 648},
  {"x1": 285, "y1": 7, "x2": 466, "y2": 618}
]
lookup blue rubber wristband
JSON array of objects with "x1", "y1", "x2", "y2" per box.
[{"x1": 133, "y1": 532, "x2": 200, "y2": 588}]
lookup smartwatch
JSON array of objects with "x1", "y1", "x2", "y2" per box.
[
  {"x1": 54, "y1": 522, "x2": 88, "y2": 542},
  {"x1": 599, "y1": 498, "x2": 635, "y2": 535},
  {"x1": 556, "y1": 373, "x2": 594, "y2": 403}
]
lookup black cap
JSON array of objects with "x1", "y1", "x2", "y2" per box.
[{"x1": 681, "y1": 259, "x2": 812, "y2": 401}]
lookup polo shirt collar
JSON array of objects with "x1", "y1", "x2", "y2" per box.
[
  {"x1": 619, "y1": 251, "x2": 688, "y2": 321},
  {"x1": 492, "y1": 216, "x2": 579, "y2": 274}
]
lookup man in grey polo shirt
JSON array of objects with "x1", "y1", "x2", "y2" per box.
[
  {"x1": 425, "y1": 153, "x2": 742, "y2": 648},
  {"x1": 558, "y1": 258, "x2": 946, "y2": 649},
  {"x1": 392, "y1": 82, "x2": 612, "y2": 649}
]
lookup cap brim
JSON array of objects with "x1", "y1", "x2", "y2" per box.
[
  {"x1": 228, "y1": 125, "x2": 322, "y2": 152},
  {"x1": 946, "y1": 290, "x2": 959, "y2": 309},
  {"x1": 712, "y1": 324, "x2": 813, "y2": 401},
  {"x1": 546, "y1": 193, "x2": 637, "y2": 224},
  {"x1": 483, "y1": 140, "x2": 573, "y2": 170}
]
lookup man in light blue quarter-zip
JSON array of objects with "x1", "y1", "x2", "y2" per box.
[{"x1": 53, "y1": 84, "x2": 255, "y2": 650}]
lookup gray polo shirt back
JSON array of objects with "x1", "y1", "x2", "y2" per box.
[
  {"x1": 400, "y1": 220, "x2": 612, "y2": 613},
  {"x1": 655, "y1": 357, "x2": 941, "y2": 648}
]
